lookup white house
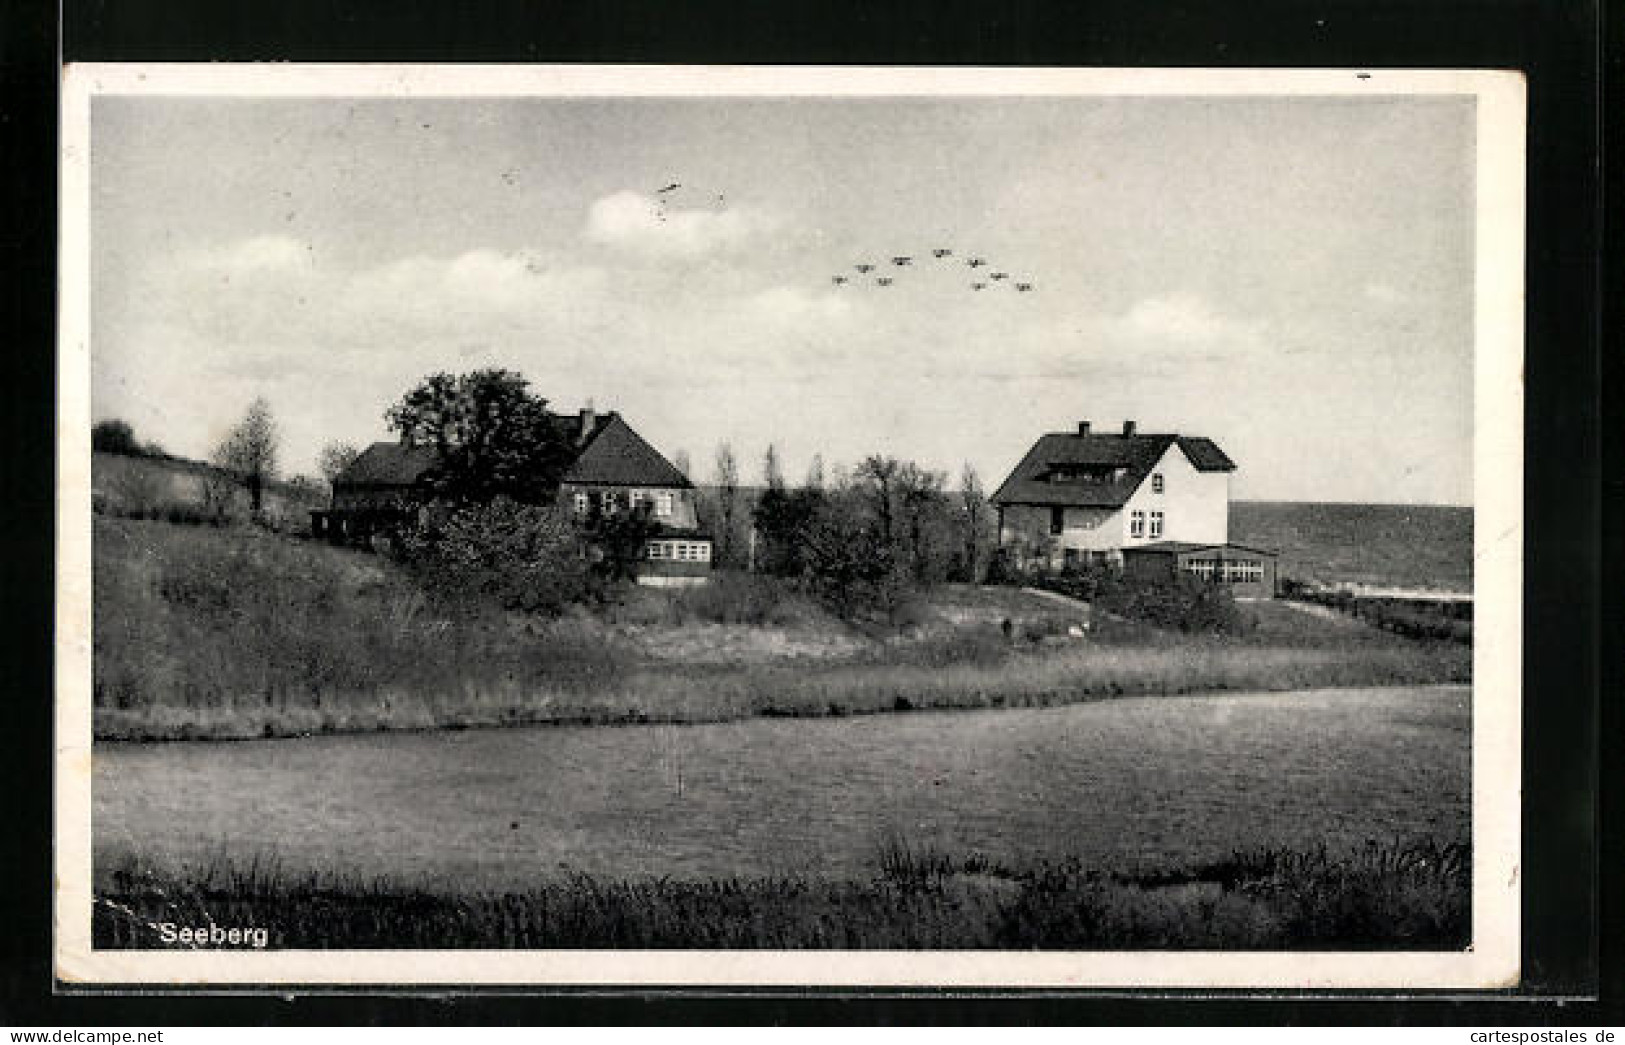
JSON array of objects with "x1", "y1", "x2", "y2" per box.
[{"x1": 990, "y1": 420, "x2": 1236, "y2": 571}]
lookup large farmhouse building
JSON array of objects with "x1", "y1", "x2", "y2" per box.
[
  {"x1": 991, "y1": 419, "x2": 1275, "y2": 594},
  {"x1": 312, "y1": 407, "x2": 712, "y2": 585}
]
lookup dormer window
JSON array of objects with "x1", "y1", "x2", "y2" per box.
[{"x1": 1152, "y1": 473, "x2": 1165, "y2": 494}]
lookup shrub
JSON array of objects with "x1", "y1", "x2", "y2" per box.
[
  {"x1": 1110, "y1": 575, "x2": 1248, "y2": 635},
  {"x1": 92, "y1": 419, "x2": 141, "y2": 455},
  {"x1": 669, "y1": 572, "x2": 825, "y2": 628},
  {"x1": 399, "y1": 499, "x2": 601, "y2": 615},
  {"x1": 1038, "y1": 568, "x2": 1249, "y2": 636}
]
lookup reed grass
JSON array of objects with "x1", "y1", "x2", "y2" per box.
[{"x1": 92, "y1": 837, "x2": 1469, "y2": 951}]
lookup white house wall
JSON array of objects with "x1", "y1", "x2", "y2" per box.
[
  {"x1": 558, "y1": 483, "x2": 700, "y2": 530},
  {"x1": 1119, "y1": 443, "x2": 1229, "y2": 548}
]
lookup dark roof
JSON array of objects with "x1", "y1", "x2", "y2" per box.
[
  {"x1": 563, "y1": 413, "x2": 693, "y2": 489},
  {"x1": 332, "y1": 442, "x2": 442, "y2": 487},
  {"x1": 332, "y1": 409, "x2": 691, "y2": 493},
  {"x1": 990, "y1": 432, "x2": 1235, "y2": 508},
  {"x1": 547, "y1": 409, "x2": 615, "y2": 447},
  {"x1": 1125, "y1": 541, "x2": 1277, "y2": 558}
]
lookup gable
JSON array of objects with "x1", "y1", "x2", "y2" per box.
[{"x1": 562, "y1": 414, "x2": 693, "y2": 489}]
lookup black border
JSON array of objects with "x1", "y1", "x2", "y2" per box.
[{"x1": 4, "y1": 0, "x2": 1611, "y2": 1025}]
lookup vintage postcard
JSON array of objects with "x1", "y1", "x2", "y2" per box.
[{"x1": 56, "y1": 64, "x2": 1524, "y2": 988}]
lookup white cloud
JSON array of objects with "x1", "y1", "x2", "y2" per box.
[
  {"x1": 1114, "y1": 292, "x2": 1265, "y2": 348},
  {"x1": 345, "y1": 249, "x2": 607, "y2": 327},
  {"x1": 583, "y1": 190, "x2": 780, "y2": 259}
]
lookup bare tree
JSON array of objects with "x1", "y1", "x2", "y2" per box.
[
  {"x1": 960, "y1": 462, "x2": 988, "y2": 583},
  {"x1": 714, "y1": 442, "x2": 739, "y2": 566},
  {"x1": 672, "y1": 449, "x2": 692, "y2": 481},
  {"x1": 854, "y1": 455, "x2": 901, "y2": 547},
  {"x1": 805, "y1": 453, "x2": 825, "y2": 492},
  {"x1": 213, "y1": 397, "x2": 279, "y2": 513},
  {"x1": 318, "y1": 441, "x2": 361, "y2": 490}
]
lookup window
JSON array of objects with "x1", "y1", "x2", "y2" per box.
[
  {"x1": 695, "y1": 543, "x2": 712, "y2": 562},
  {"x1": 1050, "y1": 507, "x2": 1065, "y2": 535},
  {"x1": 601, "y1": 491, "x2": 619, "y2": 514},
  {"x1": 1130, "y1": 510, "x2": 1146, "y2": 537},
  {"x1": 655, "y1": 491, "x2": 674, "y2": 518},
  {"x1": 1150, "y1": 511, "x2": 1164, "y2": 538},
  {"x1": 646, "y1": 541, "x2": 667, "y2": 560},
  {"x1": 1152, "y1": 473, "x2": 1164, "y2": 494},
  {"x1": 573, "y1": 491, "x2": 589, "y2": 516},
  {"x1": 1222, "y1": 560, "x2": 1263, "y2": 583},
  {"x1": 1184, "y1": 558, "x2": 1264, "y2": 583},
  {"x1": 1063, "y1": 548, "x2": 1080, "y2": 568}
]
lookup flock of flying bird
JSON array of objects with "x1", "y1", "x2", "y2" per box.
[
  {"x1": 830, "y1": 248, "x2": 1035, "y2": 294},
  {"x1": 651, "y1": 181, "x2": 1035, "y2": 295}
]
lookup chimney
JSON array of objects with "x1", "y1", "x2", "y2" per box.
[
  {"x1": 1077, "y1": 421, "x2": 1091, "y2": 436},
  {"x1": 1122, "y1": 420, "x2": 1137, "y2": 437},
  {"x1": 579, "y1": 402, "x2": 596, "y2": 445}
]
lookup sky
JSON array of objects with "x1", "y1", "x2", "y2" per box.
[{"x1": 90, "y1": 92, "x2": 1477, "y2": 504}]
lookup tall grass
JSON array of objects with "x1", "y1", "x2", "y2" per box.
[
  {"x1": 93, "y1": 837, "x2": 1468, "y2": 951},
  {"x1": 93, "y1": 517, "x2": 1470, "y2": 741}
]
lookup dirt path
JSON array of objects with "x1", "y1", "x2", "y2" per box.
[
  {"x1": 1020, "y1": 586, "x2": 1091, "y2": 611},
  {"x1": 1276, "y1": 599, "x2": 1348, "y2": 622}
]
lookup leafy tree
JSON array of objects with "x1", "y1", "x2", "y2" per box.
[
  {"x1": 753, "y1": 473, "x2": 826, "y2": 578},
  {"x1": 212, "y1": 397, "x2": 279, "y2": 512},
  {"x1": 385, "y1": 370, "x2": 574, "y2": 505},
  {"x1": 853, "y1": 455, "x2": 901, "y2": 548},
  {"x1": 318, "y1": 441, "x2": 361, "y2": 488},
  {"x1": 895, "y1": 462, "x2": 950, "y2": 583},
  {"x1": 399, "y1": 498, "x2": 597, "y2": 615},
  {"x1": 851, "y1": 455, "x2": 952, "y2": 582},
  {"x1": 957, "y1": 463, "x2": 990, "y2": 582},
  {"x1": 799, "y1": 485, "x2": 909, "y2": 616},
  {"x1": 92, "y1": 419, "x2": 141, "y2": 456},
  {"x1": 584, "y1": 500, "x2": 662, "y2": 583}
]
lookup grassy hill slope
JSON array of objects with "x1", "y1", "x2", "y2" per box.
[{"x1": 92, "y1": 517, "x2": 1468, "y2": 741}]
